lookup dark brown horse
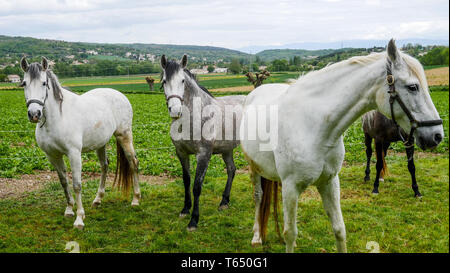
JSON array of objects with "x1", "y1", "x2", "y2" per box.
[{"x1": 362, "y1": 110, "x2": 421, "y2": 197}]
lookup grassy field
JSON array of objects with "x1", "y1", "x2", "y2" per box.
[{"x1": 0, "y1": 74, "x2": 448, "y2": 252}]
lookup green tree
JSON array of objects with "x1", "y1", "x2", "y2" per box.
[
  {"x1": 229, "y1": 59, "x2": 241, "y2": 74},
  {"x1": 207, "y1": 65, "x2": 215, "y2": 73}
]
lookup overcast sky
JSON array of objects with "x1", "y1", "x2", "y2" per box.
[{"x1": 0, "y1": 0, "x2": 448, "y2": 50}]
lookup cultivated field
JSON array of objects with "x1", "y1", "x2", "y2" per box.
[
  {"x1": 425, "y1": 67, "x2": 449, "y2": 86},
  {"x1": 0, "y1": 69, "x2": 448, "y2": 253}
]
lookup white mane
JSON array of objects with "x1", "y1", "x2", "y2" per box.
[{"x1": 293, "y1": 51, "x2": 428, "y2": 93}]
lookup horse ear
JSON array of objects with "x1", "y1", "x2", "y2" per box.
[
  {"x1": 387, "y1": 38, "x2": 400, "y2": 64},
  {"x1": 42, "y1": 57, "x2": 49, "y2": 71},
  {"x1": 181, "y1": 54, "x2": 188, "y2": 68},
  {"x1": 20, "y1": 57, "x2": 29, "y2": 72},
  {"x1": 160, "y1": 55, "x2": 167, "y2": 69}
]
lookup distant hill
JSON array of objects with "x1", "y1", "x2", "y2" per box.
[
  {"x1": 116, "y1": 43, "x2": 250, "y2": 62},
  {"x1": 255, "y1": 48, "x2": 359, "y2": 61},
  {"x1": 0, "y1": 35, "x2": 251, "y2": 63},
  {"x1": 239, "y1": 38, "x2": 450, "y2": 53}
]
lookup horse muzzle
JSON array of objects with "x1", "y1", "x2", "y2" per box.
[
  {"x1": 415, "y1": 127, "x2": 444, "y2": 150},
  {"x1": 28, "y1": 109, "x2": 42, "y2": 123},
  {"x1": 169, "y1": 105, "x2": 182, "y2": 119}
]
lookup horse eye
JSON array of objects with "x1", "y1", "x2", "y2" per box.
[
  {"x1": 43, "y1": 82, "x2": 46, "y2": 86},
  {"x1": 20, "y1": 81, "x2": 26, "y2": 87},
  {"x1": 182, "y1": 79, "x2": 185, "y2": 84},
  {"x1": 162, "y1": 80, "x2": 166, "y2": 85},
  {"x1": 406, "y1": 84, "x2": 418, "y2": 92}
]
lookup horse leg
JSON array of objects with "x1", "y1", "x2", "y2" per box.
[
  {"x1": 68, "y1": 150, "x2": 85, "y2": 230},
  {"x1": 406, "y1": 144, "x2": 421, "y2": 197},
  {"x1": 250, "y1": 171, "x2": 263, "y2": 246},
  {"x1": 372, "y1": 140, "x2": 384, "y2": 194},
  {"x1": 187, "y1": 149, "x2": 212, "y2": 231},
  {"x1": 317, "y1": 176, "x2": 347, "y2": 253},
  {"x1": 282, "y1": 179, "x2": 301, "y2": 253},
  {"x1": 219, "y1": 151, "x2": 236, "y2": 210},
  {"x1": 116, "y1": 132, "x2": 141, "y2": 206},
  {"x1": 282, "y1": 180, "x2": 301, "y2": 253},
  {"x1": 47, "y1": 154, "x2": 75, "y2": 217},
  {"x1": 364, "y1": 133, "x2": 372, "y2": 182},
  {"x1": 92, "y1": 145, "x2": 108, "y2": 207},
  {"x1": 176, "y1": 149, "x2": 191, "y2": 217}
]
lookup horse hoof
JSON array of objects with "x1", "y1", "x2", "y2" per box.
[
  {"x1": 218, "y1": 204, "x2": 229, "y2": 211},
  {"x1": 187, "y1": 226, "x2": 197, "y2": 232},
  {"x1": 379, "y1": 178, "x2": 384, "y2": 182},
  {"x1": 91, "y1": 201, "x2": 101, "y2": 208},
  {"x1": 131, "y1": 200, "x2": 139, "y2": 206},
  {"x1": 74, "y1": 224, "x2": 84, "y2": 230},
  {"x1": 371, "y1": 190, "x2": 379, "y2": 195},
  {"x1": 64, "y1": 208, "x2": 75, "y2": 217},
  {"x1": 64, "y1": 212, "x2": 75, "y2": 218},
  {"x1": 415, "y1": 194, "x2": 423, "y2": 199},
  {"x1": 73, "y1": 222, "x2": 84, "y2": 230},
  {"x1": 364, "y1": 177, "x2": 370, "y2": 182},
  {"x1": 179, "y1": 213, "x2": 189, "y2": 218},
  {"x1": 251, "y1": 239, "x2": 262, "y2": 247}
]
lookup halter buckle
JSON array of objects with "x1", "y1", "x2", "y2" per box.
[{"x1": 386, "y1": 75, "x2": 395, "y2": 85}]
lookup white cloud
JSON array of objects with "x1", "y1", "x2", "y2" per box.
[{"x1": 0, "y1": 0, "x2": 447, "y2": 48}]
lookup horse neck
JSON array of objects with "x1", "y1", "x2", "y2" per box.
[
  {"x1": 289, "y1": 59, "x2": 387, "y2": 145},
  {"x1": 183, "y1": 76, "x2": 217, "y2": 110},
  {"x1": 40, "y1": 84, "x2": 72, "y2": 128}
]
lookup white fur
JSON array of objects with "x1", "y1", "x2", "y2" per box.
[
  {"x1": 22, "y1": 62, "x2": 141, "y2": 229},
  {"x1": 240, "y1": 42, "x2": 443, "y2": 252}
]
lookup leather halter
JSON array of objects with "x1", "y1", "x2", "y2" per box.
[
  {"x1": 25, "y1": 77, "x2": 49, "y2": 128},
  {"x1": 165, "y1": 94, "x2": 184, "y2": 106},
  {"x1": 386, "y1": 61, "x2": 442, "y2": 148}
]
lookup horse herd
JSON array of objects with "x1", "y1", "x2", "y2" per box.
[{"x1": 18, "y1": 39, "x2": 444, "y2": 253}]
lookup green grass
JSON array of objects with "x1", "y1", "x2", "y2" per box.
[
  {"x1": 423, "y1": 65, "x2": 449, "y2": 70},
  {"x1": 0, "y1": 81, "x2": 448, "y2": 253},
  {"x1": 0, "y1": 155, "x2": 447, "y2": 253}
]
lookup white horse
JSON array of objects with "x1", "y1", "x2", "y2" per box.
[
  {"x1": 240, "y1": 40, "x2": 444, "y2": 252},
  {"x1": 20, "y1": 57, "x2": 141, "y2": 230}
]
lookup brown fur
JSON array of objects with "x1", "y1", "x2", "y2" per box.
[
  {"x1": 259, "y1": 177, "x2": 282, "y2": 242},
  {"x1": 113, "y1": 140, "x2": 132, "y2": 195},
  {"x1": 374, "y1": 142, "x2": 388, "y2": 178}
]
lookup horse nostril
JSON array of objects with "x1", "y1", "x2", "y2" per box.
[
  {"x1": 419, "y1": 136, "x2": 425, "y2": 146},
  {"x1": 434, "y1": 133, "x2": 442, "y2": 144},
  {"x1": 37, "y1": 110, "x2": 41, "y2": 118}
]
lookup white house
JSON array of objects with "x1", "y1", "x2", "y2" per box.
[
  {"x1": 7, "y1": 74, "x2": 21, "y2": 83},
  {"x1": 213, "y1": 67, "x2": 228, "y2": 73},
  {"x1": 190, "y1": 68, "x2": 208, "y2": 74}
]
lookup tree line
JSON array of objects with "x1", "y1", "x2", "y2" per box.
[{"x1": 1, "y1": 45, "x2": 448, "y2": 81}]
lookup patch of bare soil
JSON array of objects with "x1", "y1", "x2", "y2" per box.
[
  {"x1": 0, "y1": 171, "x2": 58, "y2": 199},
  {"x1": 425, "y1": 67, "x2": 449, "y2": 86},
  {"x1": 0, "y1": 171, "x2": 173, "y2": 200}
]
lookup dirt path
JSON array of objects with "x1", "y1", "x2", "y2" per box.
[
  {"x1": 0, "y1": 152, "x2": 445, "y2": 199},
  {"x1": 0, "y1": 171, "x2": 173, "y2": 199}
]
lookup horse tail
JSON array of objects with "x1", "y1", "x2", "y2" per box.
[
  {"x1": 381, "y1": 149, "x2": 388, "y2": 178},
  {"x1": 259, "y1": 177, "x2": 282, "y2": 242},
  {"x1": 113, "y1": 140, "x2": 132, "y2": 195},
  {"x1": 374, "y1": 142, "x2": 388, "y2": 178}
]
